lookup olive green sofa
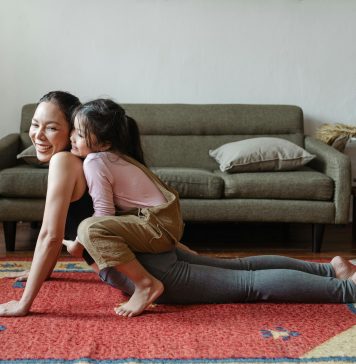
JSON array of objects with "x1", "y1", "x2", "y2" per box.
[{"x1": 0, "y1": 103, "x2": 351, "y2": 252}]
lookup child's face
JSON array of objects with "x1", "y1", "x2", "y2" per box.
[{"x1": 70, "y1": 116, "x2": 99, "y2": 158}]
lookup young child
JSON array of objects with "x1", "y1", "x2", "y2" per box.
[{"x1": 64, "y1": 99, "x2": 184, "y2": 317}]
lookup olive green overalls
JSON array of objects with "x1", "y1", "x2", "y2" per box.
[{"x1": 77, "y1": 155, "x2": 185, "y2": 270}]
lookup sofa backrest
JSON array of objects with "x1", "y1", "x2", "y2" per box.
[
  {"x1": 20, "y1": 104, "x2": 38, "y2": 150},
  {"x1": 21, "y1": 103, "x2": 304, "y2": 170}
]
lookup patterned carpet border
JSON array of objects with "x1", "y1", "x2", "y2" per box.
[
  {"x1": 0, "y1": 260, "x2": 92, "y2": 276},
  {"x1": 0, "y1": 356, "x2": 356, "y2": 363}
]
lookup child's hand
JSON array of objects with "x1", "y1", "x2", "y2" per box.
[{"x1": 63, "y1": 239, "x2": 84, "y2": 257}]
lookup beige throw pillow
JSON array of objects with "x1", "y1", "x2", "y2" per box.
[
  {"x1": 17, "y1": 145, "x2": 49, "y2": 167},
  {"x1": 209, "y1": 137, "x2": 315, "y2": 173}
]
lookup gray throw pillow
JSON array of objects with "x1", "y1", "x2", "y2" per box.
[
  {"x1": 209, "y1": 137, "x2": 315, "y2": 173},
  {"x1": 17, "y1": 145, "x2": 49, "y2": 167}
]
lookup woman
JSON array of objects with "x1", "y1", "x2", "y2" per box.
[
  {"x1": 0, "y1": 91, "x2": 95, "y2": 316},
  {"x1": 0, "y1": 93, "x2": 355, "y2": 317}
]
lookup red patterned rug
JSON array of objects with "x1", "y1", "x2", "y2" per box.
[{"x1": 0, "y1": 258, "x2": 355, "y2": 363}]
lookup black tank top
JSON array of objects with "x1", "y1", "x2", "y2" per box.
[{"x1": 65, "y1": 190, "x2": 95, "y2": 265}]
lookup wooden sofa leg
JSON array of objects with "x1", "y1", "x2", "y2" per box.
[
  {"x1": 312, "y1": 224, "x2": 325, "y2": 253},
  {"x1": 3, "y1": 221, "x2": 17, "y2": 251},
  {"x1": 282, "y1": 223, "x2": 290, "y2": 243},
  {"x1": 30, "y1": 222, "x2": 40, "y2": 229}
]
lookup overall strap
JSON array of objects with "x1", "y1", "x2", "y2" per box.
[{"x1": 120, "y1": 154, "x2": 184, "y2": 242}]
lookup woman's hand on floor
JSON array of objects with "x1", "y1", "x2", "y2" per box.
[{"x1": 0, "y1": 300, "x2": 29, "y2": 316}]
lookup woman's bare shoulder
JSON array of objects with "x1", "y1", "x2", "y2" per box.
[
  {"x1": 47, "y1": 152, "x2": 87, "y2": 200},
  {"x1": 49, "y1": 151, "x2": 83, "y2": 168}
]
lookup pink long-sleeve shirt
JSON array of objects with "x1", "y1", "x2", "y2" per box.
[{"x1": 83, "y1": 152, "x2": 167, "y2": 216}]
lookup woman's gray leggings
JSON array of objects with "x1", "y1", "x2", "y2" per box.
[{"x1": 99, "y1": 249, "x2": 356, "y2": 304}]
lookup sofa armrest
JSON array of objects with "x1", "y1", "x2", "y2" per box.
[
  {"x1": 0, "y1": 134, "x2": 20, "y2": 170},
  {"x1": 305, "y1": 136, "x2": 351, "y2": 223}
]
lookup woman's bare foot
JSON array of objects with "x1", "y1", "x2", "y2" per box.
[
  {"x1": 114, "y1": 277, "x2": 163, "y2": 317},
  {"x1": 62, "y1": 239, "x2": 84, "y2": 257},
  {"x1": 331, "y1": 256, "x2": 356, "y2": 279}
]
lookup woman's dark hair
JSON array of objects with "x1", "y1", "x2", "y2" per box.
[
  {"x1": 74, "y1": 99, "x2": 146, "y2": 166},
  {"x1": 39, "y1": 91, "x2": 81, "y2": 127}
]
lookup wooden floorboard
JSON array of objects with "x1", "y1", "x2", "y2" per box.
[{"x1": 1, "y1": 221, "x2": 355, "y2": 259}]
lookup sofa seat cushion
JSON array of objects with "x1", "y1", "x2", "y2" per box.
[
  {"x1": 0, "y1": 165, "x2": 224, "y2": 200},
  {"x1": 151, "y1": 167, "x2": 224, "y2": 199},
  {"x1": 0, "y1": 165, "x2": 48, "y2": 198},
  {"x1": 215, "y1": 166, "x2": 333, "y2": 201}
]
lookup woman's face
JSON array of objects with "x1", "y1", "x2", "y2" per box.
[{"x1": 29, "y1": 101, "x2": 71, "y2": 162}]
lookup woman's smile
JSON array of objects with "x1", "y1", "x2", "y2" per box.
[{"x1": 35, "y1": 143, "x2": 52, "y2": 152}]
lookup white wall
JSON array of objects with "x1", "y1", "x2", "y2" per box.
[{"x1": 1, "y1": 0, "x2": 356, "y2": 136}]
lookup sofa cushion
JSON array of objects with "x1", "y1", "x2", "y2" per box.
[
  {"x1": 17, "y1": 145, "x2": 49, "y2": 167},
  {"x1": 0, "y1": 165, "x2": 224, "y2": 200},
  {"x1": 215, "y1": 166, "x2": 333, "y2": 201},
  {"x1": 151, "y1": 167, "x2": 224, "y2": 199},
  {"x1": 0, "y1": 165, "x2": 48, "y2": 198},
  {"x1": 209, "y1": 137, "x2": 315, "y2": 172}
]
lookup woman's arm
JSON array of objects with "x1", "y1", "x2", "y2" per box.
[{"x1": 0, "y1": 152, "x2": 86, "y2": 316}]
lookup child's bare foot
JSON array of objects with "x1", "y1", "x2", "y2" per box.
[
  {"x1": 331, "y1": 256, "x2": 356, "y2": 279},
  {"x1": 114, "y1": 277, "x2": 163, "y2": 317},
  {"x1": 62, "y1": 239, "x2": 84, "y2": 258}
]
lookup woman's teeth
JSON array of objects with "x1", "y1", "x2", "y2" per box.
[{"x1": 36, "y1": 144, "x2": 52, "y2": 151}]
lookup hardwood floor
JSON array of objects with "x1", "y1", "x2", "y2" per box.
[{"x1": 1, "y1": 221, "x2": 355, "y2": 259}]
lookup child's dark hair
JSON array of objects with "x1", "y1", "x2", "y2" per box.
[
  {"x1": 74, "y1": 99, "x2": 146, "y2": 166},
  {"x1": 39, "y1": 91, "x2": 81, "y2": 128}
]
